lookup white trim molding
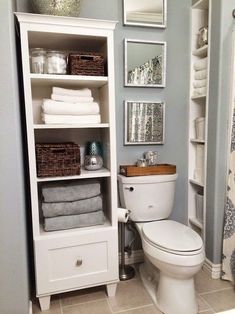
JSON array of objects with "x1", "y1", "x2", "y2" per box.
[
  {"x1": 203, "y1": 258, "x2": 222, "y2": 279},
  {"x1": 119, "y1": 249, "x2": 144, "y2": 265}
]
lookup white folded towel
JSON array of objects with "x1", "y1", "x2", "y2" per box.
[
  {"x1": 193, "y1": 87, "x2": 207, "y2": 96},
  {"x1": 194, "y1": 57, "x2": 208, "y2": 71},
  {"x1": 194, "y1": 69, "x2": 207, "y2": 80},
  {"x1": 42, "y1": 99, "x2": 100, "y2": 115},
  {"x1": 193, "y1": 79, "x2": 207, "y2": 88},
  {"x1": 52, "y1": 87, "x2": 92, "y2": 97},
  {"x1": 51, "y1": 94, "x2": 94, "y2": 103},
  {"x1": 42, "y1": 113, "x2": 101, "y2": 124}
]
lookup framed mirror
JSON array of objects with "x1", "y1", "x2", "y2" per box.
[
  {"x1": 123, "y1": 0, "x2": 167, "y2": 28},
  {"x1": 124, "y1": 101, "x2": 165, "y2": 145},
  {"x1": 124, "y1": 39, "x2": 166, "y2": 88}
]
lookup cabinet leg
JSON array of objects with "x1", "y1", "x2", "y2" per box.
[
  {"x1": 106, "y1": 283, "x2": 117, "y2": 297},
  {"x1": 39, "y1": 295, "x2": 51, "y2": 311}
]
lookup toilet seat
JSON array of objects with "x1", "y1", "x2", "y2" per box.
[{"x1": 142, "y1": 220, "x2": 203, "y2": 256}]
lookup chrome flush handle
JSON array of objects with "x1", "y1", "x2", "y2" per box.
[{"x1": 124, "y1": 187, "x2": 134, "y2": 192}]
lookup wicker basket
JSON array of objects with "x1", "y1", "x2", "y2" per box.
[
  {"x1": 36, "y1": 143, "x2": 80, "y2": 177},
  {"x1": 68, "y1": 52, "x2": 105, "y2": 76}
]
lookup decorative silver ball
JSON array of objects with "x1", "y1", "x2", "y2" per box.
[
  {"x1": 84, "y1": 155, "x2": 103, "y2": 171},
  {"x1": 31, "y1": 0, "x2": 81, "y2": 17}
]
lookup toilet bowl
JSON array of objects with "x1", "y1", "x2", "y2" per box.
[
  {"x1": 117, "y1": 174, "x2": 205, "y2": 314},
  {"x1": 136, "y1": 220, "x2": 204, "y2": 314}
]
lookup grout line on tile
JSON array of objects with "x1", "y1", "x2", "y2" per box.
[
  {"x1": 197, "y1": 294, "x2": 215, "y2": 312},
  {"x1": 61, "y1": 298, "x2": 107, "y2": 309},
  {"x1": 198, "y1": 287, "x2": 233, "y2": 296},
  {"x1": 59, "y1": 299, "x2": 63, "y2": 314},
  {"x1": 111, "y1": 303, "x2": 156, "y2": 313}
]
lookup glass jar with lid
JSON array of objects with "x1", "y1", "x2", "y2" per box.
[
  {"x1": 30, "y1": 48, "x2": 46, "y2": 74},
  {"x1": 46, "y1": 50, "x2": 67, "y2": 74}
]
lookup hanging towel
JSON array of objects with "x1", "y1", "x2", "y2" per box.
[
  {"x1": 44, "y1": 210, "x2": 105, "y2": 231},
  {"x1": 193, "y1": 79, "x2": 207, "y2": 88},
  {"x1": 42, "y1": 99, "x2": 100, "y2": 115},
  {"x1": 193, "y1": 57, "x2": 208, "y2": 71},
  {"x1": 42, "y1": 180, "x2": 101, "y2": 203},
  {"x1": 193, "y1": 87, "x2": 207, "y2": 96},
  {"x1": 52, "y1": 87, "x2": 92, "y2": 97},
  {"x1": 51, "y1": 93, "x2": 94, "y2": 103},
  {"x1": 42, "y1": 195, "x2": 103, "y2": 218},
  {"x1": 42, "y1": 113, "x2": 101, "y2": 124},
  {"x1": 194, "y1": 69, "x2": 207, "y2": 80}
]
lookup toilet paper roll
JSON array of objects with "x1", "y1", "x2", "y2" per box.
[{"x1": 118, "y1": 207, "x2": 130, "y2": 223}]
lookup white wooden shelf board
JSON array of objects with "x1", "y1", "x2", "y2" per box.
[
  {"x1": 193, "y1": 45, "x2": 208, "y2": 57},
  {"x1": 190, "y1": 138, "x2": 205, "y2": 144},
  {"x1": 38, "y1": 219, "x2": 112, "y2": 239},
  {"x1": 189, "y1": 217, "x2": 203, "y2": 229},
  {"x1": 37, "y1": 167, "x2": 111, "y2": 182},
  {"x1": 30, "y1": 74, "x2": 108, "y2": 88},
  {"x1": 192, "y1": 0, "x2": 208, "y2": 10},
  {"x1": 191, "y1": 94, "x2": 207, "y2": 100},
  {"x1": 34, "y1": 123, "x2": 109, "y2": 129},
  {"x1": 189, "y1": 178, "x2": 204, "y2": 188}
]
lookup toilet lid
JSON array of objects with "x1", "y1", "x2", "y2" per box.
[{"x1": 143, "y1": 220, "x2": 203, "y2": 253}]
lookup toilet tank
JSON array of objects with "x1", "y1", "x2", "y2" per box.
[{"x1": 117, "y1": 174, "x2": 178, "y2": 222}]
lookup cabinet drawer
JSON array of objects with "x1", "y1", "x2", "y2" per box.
[
  {"x1": 49, "y1": 241, "x2": 108, "y2": 280},
  {"x1": 34, "y1": 229, "x2": 118, "y2": 295}
]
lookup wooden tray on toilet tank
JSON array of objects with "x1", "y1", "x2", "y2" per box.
[{"x1": 119, "y1": 164, "x2": 176, "y2": 177}]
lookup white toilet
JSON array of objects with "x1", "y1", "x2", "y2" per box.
[{"x1": 118, "y1": 173, "x2": 205, "y2": 314}]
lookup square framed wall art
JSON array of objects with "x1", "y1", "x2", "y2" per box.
[{"x1": 124, "y1": 101, "x2": 165, "y2": 145}]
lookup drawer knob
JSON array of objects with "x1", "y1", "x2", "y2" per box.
[{"x1": 76, "y1": 259, "x2": 83, "y2": 267}]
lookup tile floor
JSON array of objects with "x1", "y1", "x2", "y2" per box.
[{"x1": 32, "y1": 265, "x2": 235, "y2": 314}]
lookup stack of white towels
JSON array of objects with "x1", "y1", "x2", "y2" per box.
[
  {"x1": 193, "y1": 57, "x2": 207, "y2": 97},
  {"x1": 41, "y1": 87, "x2": 101, "y2": 124},
  {"x1": 41, "y1": 180, "x2": 105, "y2": 232}
]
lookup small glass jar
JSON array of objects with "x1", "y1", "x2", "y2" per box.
[
  {"x1": 30, "y1": 48, "x2": 46, "y2": 74},
  {"x1": 46, "y1": 50, "x2": 67, "y2": 74}
]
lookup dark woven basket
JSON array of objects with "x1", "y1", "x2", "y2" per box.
[
  {"x1": 36, "y1": 143, "x2": 80, "y2": 177},
  {"x1": 68, "y1": 52, "x2": 104, "y2": 76}
]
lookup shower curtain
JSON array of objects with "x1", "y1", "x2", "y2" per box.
[{"x1": 222, "y1": 107, "x2": 235, "y2": 283}]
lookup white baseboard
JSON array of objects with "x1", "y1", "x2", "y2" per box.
[
  {"x1": 119, "y1": 249, "x2": 144, "y2": 265},
  {"x1": 203, "y1": 258, "x2": 222, "y2": 279},
  {"x1": 29, "y1": 300, "x2": 32, "y2": 314}
]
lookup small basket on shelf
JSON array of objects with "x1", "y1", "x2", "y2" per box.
[
  {"x1": 68, "y1": 52, "x2": 105, "y2": 76},
  {"x1": 36, "y1": 142, "x2": 80, "y2": 177}
]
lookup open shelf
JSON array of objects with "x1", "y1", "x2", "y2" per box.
[
  {"x1": 36, "y1": 167, "x2": 111, "y2": 182},
  {"x1": 34, "y1": 123, "x2": 109, "y2": 129},
  {"x1": 38, "y1": 218, "x2": 112, "y2": 239},
  {"x1": 189, "y1": 217, "x2": 203, "y2": 229},
  {"x1": 193, "y1": 45, "x2": 208, "y2": 57},
  {"x1": 189, "y1": 178, "x2": 204, "y2": 188},
  {"x1": 191, "y1": 94, "x2": 207, "y2": 100},
  {"x1": 190, "y1": 138, "x2": 205, "y2": 144},
  {"x1": 192, "y1": 0, "x2": 209, "y2": 10},
  {"x1": 30, "y1": 74, "x2": 108, "y2": 88}
]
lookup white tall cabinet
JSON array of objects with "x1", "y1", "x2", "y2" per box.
[
  {"x1": 188, "y1": 0, "x2": 211, "y2": 242},
  {"x1": 15, "y1": 13, "x2": 119, "y2": 311}
]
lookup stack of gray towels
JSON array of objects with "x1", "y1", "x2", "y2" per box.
[{"x1": 41, "y1": 180, "x2": 105, "y2": 232}]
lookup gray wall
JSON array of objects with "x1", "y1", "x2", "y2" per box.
[
  {"x1": 15, "y1": 0, "x2": 234, "y2": 265},
  {"x1": 0, "y1": 1, "x2": 30, "y2": 313},
  {"x1": 206, "y1": 0, "x2": 235, "y2": 264}
]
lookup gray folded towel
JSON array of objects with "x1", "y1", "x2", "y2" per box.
[
  {"x1": 44, "y1": 210, "x2": 105, "y2": 231},
  {"x1": 42, "y1": 180, "x2": 101, "y2": 203},
  {"x1": 42, "y1": 195, "x2": 102, "y2": 218}
]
